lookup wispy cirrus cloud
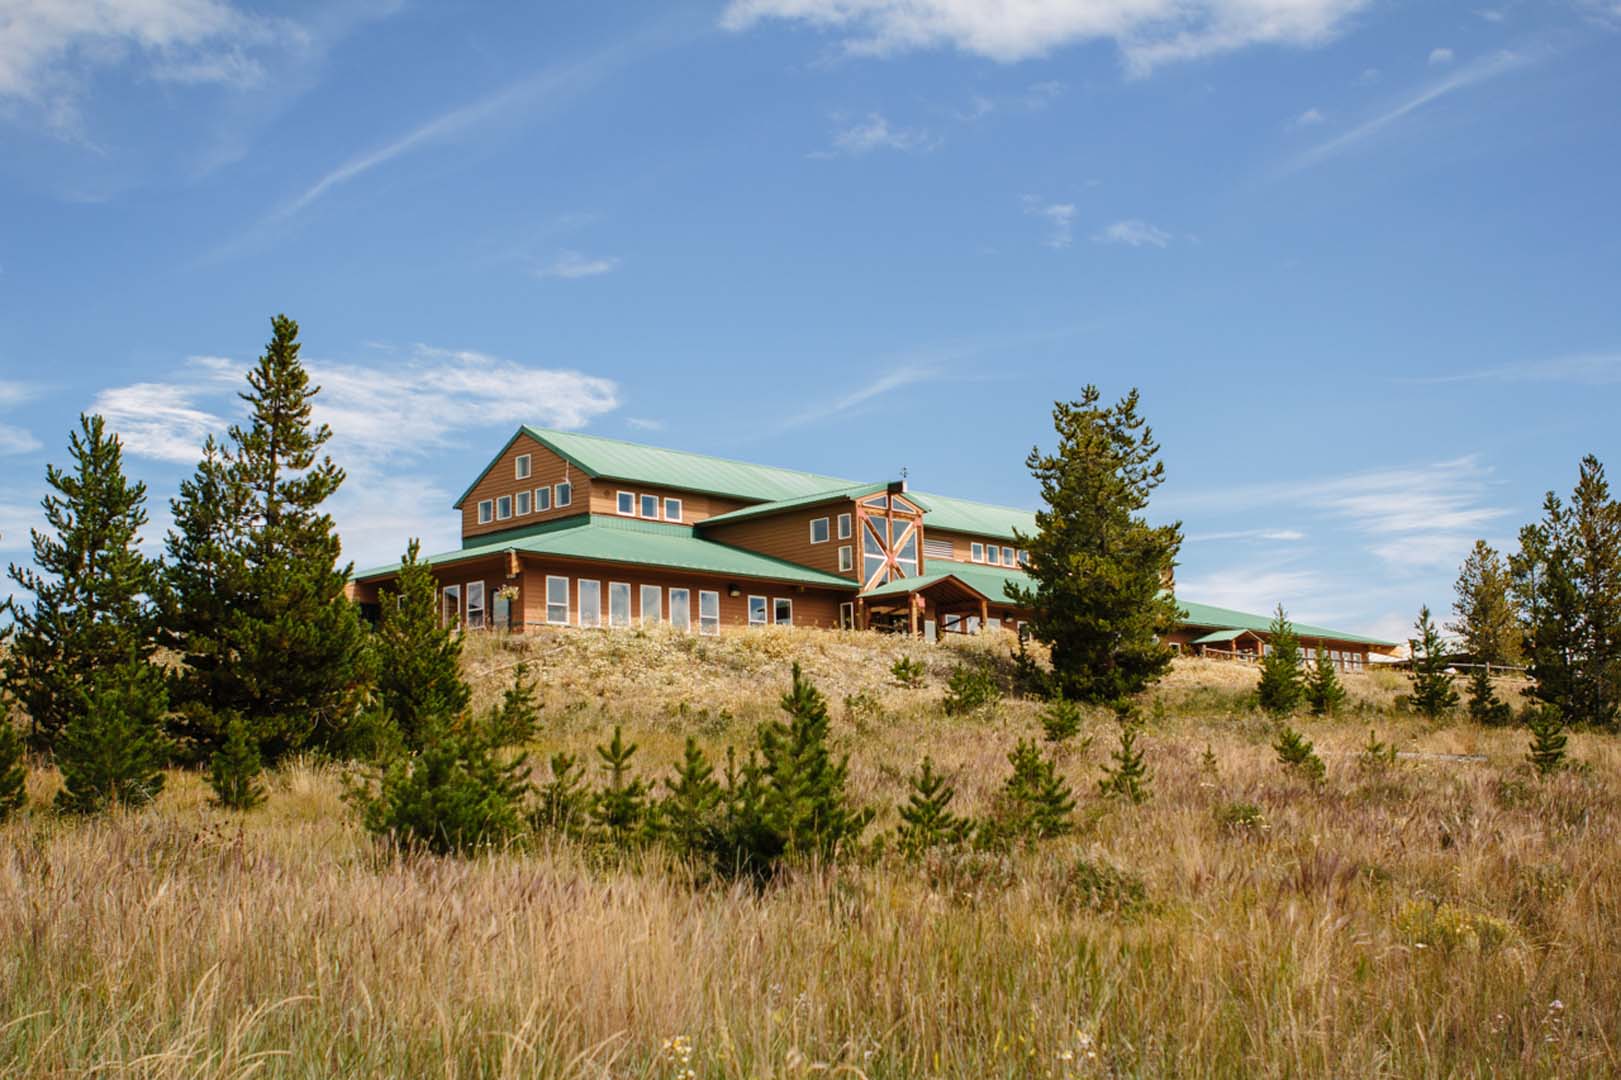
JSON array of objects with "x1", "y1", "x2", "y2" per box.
[
  {"x1": 1404, "y1": 351, "x2": 1621, "y2": 385},
  {"x1": 1286, "y1": 48, "x2": 1538, "y2": 171},
  {"x1": 1185, "y1": 528, "x2": 1307, "y2": 543},
  {"x1": 1093, "y1": 219, "x2": 1172, "y2": 248},
  {"x1": 0, "y1": 379, "x2": 43, "y2": 456},
  {"x1": 723, "y1": 0, "x2": 1373, "y2": 74},
  {"x1": 1022, "y1": 196, "x2": 1076, "y2": 248},
  {"x1": 782, "y1": 365, "x2": 941, "y2": 429},
  {"x1": 811, "y1": 112, "x2": 938, "y2": 158},
  {"x1": 533, "y1": 251, "x2": 622, "y2": 279}
]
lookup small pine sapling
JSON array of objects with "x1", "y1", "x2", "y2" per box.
[
  {"x1": 1200, "y1": 743, "x2": 1219, "y2": 779},
  {"x1": 0, "y1": 719, "x2": 26, "y2": 820},
  {"x1": 984, "y1": 739, "x2": 1076, "y2": 847},
  {"x1": 1040, "y1": 694, "x2": 1084, "y2": 745},
  {"x1": 1358, "y1": 729, "x2": 1397, "y2": 773},
  {"x1": 1097, "y1": 705, "x2": 1152, "y2": 804},
  {"x1": 658, "y1": 737, "x2": 723, "y2": 860},
  {"x1": 535, "y1": 751, "x2": 592, "y2": 837},
  {"x1": 1525, "y1": 704, "x2": 1567, "y2": 777},
  {"x1": 889, "y1": 655, "x2": 926, "y2": 688},
  {"x1": 484, "y1": 662, "x2": 542, "y2": 746},
  {"x1": 1465, "y1": 665, "x2": 1513, "y2": 727},
  {"x1": 590, "y1": 725, "x2": 650, "y2": 846},
  {"x1": 208, "y1": 716, "x2": 265, "y2": 811},
  {"x1": 1407, "y1": 606, "x2": 1459, "y2": 720},
  {"x1": 943, "y1": 664, "x2": 1001, "y2": 716},
  {"x1": 1305, "y1": 646, "x2": 1347, "y2": 717},
  {"x1": 1272, "y1": 724, "x2": 1326, "y2": 784},
  {"x1": 895, "y1": 755, "x2": 972, "y2": 855},
  {"x1": 1257, "y1": 605, "x2": 1304, "y2": 717}
]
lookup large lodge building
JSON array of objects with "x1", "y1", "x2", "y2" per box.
[{"x1": 349, "y1": 427, "x2": 1397, "y2": 667}]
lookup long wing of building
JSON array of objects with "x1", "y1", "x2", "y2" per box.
[{"x1": 349, "y1": 426, "x2": 1397, "y2": 665}]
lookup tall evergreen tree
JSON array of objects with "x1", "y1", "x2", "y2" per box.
[
  {"x1": 1304, "y1": 642, "x2": 1347, "y2": 717},
  {"x1": 1407, "y1": 606, "x2": 1459, "y2": 719},
  {"x1": 1511, "y1": 501, "x2": 1584, "y2": 726},
  {"x1": 1449, "y1": 540, "x2": 1521, "y2": 667},
  {"x1": 165, "y1": 316, "x2": 371, "y2": 760},
  {"x1": 1007, "y1": 387, "x2": 1183, "y2": 703},
  {"x1": 3, "y1": 415, "x2": 158, "y2": 753},
  {"x1": 0, "y1": 717, "x2": 26, "y2": 821},
  {"x1": 1256, "y1": 605, "x2": 1304, "y2": 717},
  {"x1": 374, "y1": 539, "x2": 471, "y2": 749},
  {"x1": 54, "y1": 657, "x2": 170, "y2": 814}
]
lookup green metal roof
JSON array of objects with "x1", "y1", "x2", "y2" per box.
[
  {"x1": 1176, "y1": 599, "x2": 1396, "y2": 647},
  {"x1": 355, "y1": 515, "x2": 858, "y2": 590},
  {"x1": 697, "y1": 482, "x2": 923, "y2": 528},
  {"x1": 454, "y1": 426, "x2": 857, "y2": 507},
  {"x1": 861, "y1": 560, "x2": 1031, "y2": 603},
  {"x1": 1191, "y1": 628, "x2": 1257, "y2": 645},
  {"x1": 912, "y1": 491, "x2": 1037, "y2": 542}
]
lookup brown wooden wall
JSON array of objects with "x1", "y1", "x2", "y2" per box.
[
  {"x1": 515, "y1": 557, "x2": 845, "y2": 630},
  {"x1": 586, "y1": 483, "x2": 751, "y2": 525},
  {"x1": 699, "y1": 502, "x2": 859, "y2": 580},
  {"x1": 923, "y1": 528, "x2": 1022, "y2": 568},
  {"x1": 461, "y1": 436, "x2": 593, "y2": 541}
]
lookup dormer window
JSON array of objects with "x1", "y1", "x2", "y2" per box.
[
  {"x1": 555, "y1": 481, "x2": 572, "y2": 507},
  {"x1": 496, "y1": 495, "x2": 512, "y2": 520},
  {"x1": 640, "y1": 494, "x2": 659, "y2": 518},
  {"x1": 617, "y1": 491, "x2": 635, "y2": 515},
  {"x1": 970, "y1": 542, "x2": 983, "y2": 562},
  {"x1": 664, "y1": 497, "x2": 682, "y2": 522},
  {"x1": 515, "y1": 454, "x2": 532, "y2": 480},
  {"x1": 809, "y1": 517, "x2": 830, "y2": 544},
  {"x1": 478, "y1": 500, "x2": 493, "y2": 524}
]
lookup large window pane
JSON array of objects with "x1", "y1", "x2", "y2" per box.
[
  {"x1": 466, "y1": 581, "x2": 486, "y2": 630},
  {"x1": 546, "y1": 575, "x2": 569, "y2": 625},
  {"x1": 609, "y1": 582, "x2": 631, "y2": 628},
  {"x1": 774, "y1": 598, "x2": 792, "y2": 626},
  {"x1": 669, "y1": 588, "x2": 691, "y2": 631},
  {"x1": 748, "y1": 595, "x2": 767, "y2": 625},
  {"x1": 640, "y1": 584, "x2": 662, "y2": 625},
  {"x1": 698, "y1": 590, "x2": 720, "y2": 635},
  {"x1": 578, "y1": 580, "x2": 602, "y2": 628}
]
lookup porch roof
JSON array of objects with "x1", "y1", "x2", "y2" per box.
[{"x1": 1191, "y1": 628, "x2": 1259, "y2": 645}]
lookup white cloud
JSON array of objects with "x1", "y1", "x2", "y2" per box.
[
  {"x1": 0, "y1": 0, "x2": 295, "y2": 134},
  {"x1": 1023, "y1": 197, "x2": 1076, "y2": 248},
  {"x1": 1405, "y1": 351, "x2": 1621, "y2": 385},
  {"x1": 1288, "y1": 48, "x2": 1536, "y2": 171},
  {"x1": 1185, "y1": 528, "x2": 1307, "y2": 543},
  {"x1": 1358, "y1": 66, "x2": 1381, "y2": 83},
  {"x1": 1175, "y1": 567, "x2": 1325, "y2": 618},
  {"x1": 90, "y1": 380, "x2": 230, "y2": 464},
  {"x1": 534, "y1": 251, "x2": 622, "y2": 279},
  {"x1": 1429, "y1": 46, "x2": 1455, "y2": 65},
  {"x1": 1093, "y1": 218, "x2": 1172, "y2": 247},
  {"x1": 0, "y1": 497, "x2": 42, "y2": 553},
  {"x1": 0, "y1": 379, "x2": 42, "y2": 455},
  {"x1": 626, "y1": 417, "x2": 666, "y2": 431},
  {"x1": 1475, "y1": 9, "x2": 1506, "y2": 23},
  {"x1": 1024, "y1": 79, "x2": 1064, "y2": 107},
  {"x1": 1291, "y1": 106, "x2": 1325, "y2": 127},
  {"x1": 723, "y1": 0, "x2": 1372, "y2": 74},
  {"x1": 813, "y1": 112, "x2": 938, "y2": 157},
  {"x1": 783, "y1": 365, "x2": 940, "y2": 428}
]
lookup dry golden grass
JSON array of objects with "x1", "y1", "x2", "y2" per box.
[{"x1": 1, "y1": 629, "x2": 1614, "y2": 1078}]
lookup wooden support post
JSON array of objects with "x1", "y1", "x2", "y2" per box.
[
  {"x1": 909, "y1": 595, "x2": 919, "y2": 637},
  {"x1": 979, "y1": 598, "x2": 989, "y2": 633}
]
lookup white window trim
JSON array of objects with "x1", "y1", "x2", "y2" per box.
[
  {"x1": 669, "y1": 587, "x2": 691, "y2": 632},
  {"x1": 535, "y1": 486, "x2": 551, "y2": 512},
  {"x1": 496, "y1": 495, "x2": 513, "y2": 521},
  {"x1": 1002, "y1": 546, "x2": 1015, "y2": 565},
  {"x1": 515, "y1": 453, "x2": 532, "y2": 480},
  {"x1": 837, "y1": 513, "x2": 852, "y2": 540},
  {"x1": 639, "y1": 584, "x2": 662, "y2": 626},
  {"x1": 441, "y1": 584, "x2": 461, "y2": 628},
  {"x1": 839, "y1": 601, "x2": 854, "y2": 630},
  {"x1": 664, "y1": 497, "x2": 683, "y2": 522},
  {"x1": 578, "y1": 579, "x2": 603, "y2": 629},
  {"x1": 554, "y1": 481, "x2": 572, "y2": 508},
  {"x1": 478, "y1": 500, "x2": 493, "y2": 525},
  {"x1": 698, "y1": 590, "x2": 720, "y2": 636},
  {"x1": 747, "y1": 595, "x2": 768, "y2": 627},
  {"x1": 608, "y1": 581, "x2": 632, "y2": 628},
  {"x1": 515, "y1": 490, "x2": 531, "y2": 516},
  {"x1": 545, "y1": 575, "x2": 570, "y2": 626},
  {"x1": 466, "y1": 581, "x2": 486, "y2": 630},
  {"x1": 617, "y1": 491, "x2": 636, "y2": 516},
  {"x1": 640, "y1": 493, "x2": 661, "y2": 520},
  {"x1": 970, "y1": 542, "x2": 983, "y2": 562},
  {"x1": 809, "y1": 517, "x2": 830, "y2": 544},
  {"x1": 773, "y1": 597, "x2": 793, "y2": 626},
  {"x1": 838, "y1": 545, "x2": 853, "y2": 572}
]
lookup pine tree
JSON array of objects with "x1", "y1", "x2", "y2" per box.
[
  {"x1": 1304, "y1": 642, "x2": 1347, "y2": 717},
  {"x1": 374, "y1": 540, "x2": 471, "y2": 749},
  {"x1": 208, "y1": 716, "x2": 266, "y2": 811},
  {"x1": 895, "y1": 756, "x2": 972, "y2": 854},
  {"x1": 1273, "y1": 724, "x2": 1326, "y2": 784},
  {"x1": 752, "y1": 663, "x2": 872, "y2": 862},
  {"x1": 984, "y1": 738, "x2": 1076, "y2": 847},
  {"x1": 351, "y1": 717, "x2": 529, "y2": 855},
  {"x1": 483, "y1": 663, "x2": 541, "y2": 747},
  {"x1": 1006, "y1": 387, "x2": 1183, "y2": 703},
  {"x1": 1097, "y1": 705, "x2": 1152, "y2": 803},
  {"x1": 1465, "y1": 664, "x2": 1513, "y2": 726},
  {"x1": 534, "y1": 751, "x2": 591, "y2": 837},
  {"x1": 0, "y1": 718, "x2": 27, "y2": 820},
  {"x1": 1256, "y1": 605, "x2": 1304, "y2": 717},
  {"x1": 1358, "y1": 729, "x2": 1396, "y2": 773},
  {"x1": 55, "y1": 658, "x2": 170, "y2": 814},
  {"x1": 1407, "y1": 606, "x2": 1459, "y2": 719},
  {"x1": 1525, "y1": 703, "x2": 1567, "y2": 776},
  {"x1": 165, "y1": 316, "x2": 370, "y2": 763},
  {"x1": 1039, "y1": 693, "x2": 1084, "y2": 744},
  {"x1": 590, "y1": 725, "x2": 650, "y2": 845},
  {"x1": 3, "y1": 415, "x2": 158, "y2": 753},
  {"x1": 658, "y1": 737, "x2": 722, "y2": 860},
  {"x1": 1449, "y1": 540, "x2": 1522, "y2": 666}
]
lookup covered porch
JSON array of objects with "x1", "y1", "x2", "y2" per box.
[{"x1": 857, "y1": 571, "x2": 1002, "y2": 638}]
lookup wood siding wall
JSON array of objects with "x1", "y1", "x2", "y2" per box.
[
  {"x1": 517, "y1": 558, "x2": 844, "y2": 630},
  {"x1": 923, "y1": 528, "x2": 1021, "y2": 567},
  {"x1": 699, "y1": 503, "x2": 858, "y2": 580},
  {"x1": 461, "y1": 436, "x2": 593, "y2": 541},
  {"x1": 587, "y1": 484, "x2": 751, "y2": 526}
]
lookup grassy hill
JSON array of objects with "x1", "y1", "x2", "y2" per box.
[{"x1": 2, "y1": 628, "x2": 1615, "y2": 1078}]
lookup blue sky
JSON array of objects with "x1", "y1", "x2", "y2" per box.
[{"x1": 1, "y1": 0, "x2": 1617, "y2": 641}]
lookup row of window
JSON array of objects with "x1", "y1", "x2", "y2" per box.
[
  {"x1": 477, "y1": 481, "x2": 573, "y2": 525},
  {"x1": 808, "y1": 513, "x2": 853, "y2": 545},
  {"x1": 439, "y1": 578, "x2": 797, "y2": 634},
  {"x1": 616, "y1": 490, "x2": 683, "y2": 523},
  {"x1": 969, "y1": 541, "x2": 1026, "y2": 567}
]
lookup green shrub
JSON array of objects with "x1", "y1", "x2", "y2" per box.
[
  {"x1": 0, "y1": 720, "x2": 26, "y2": 821},
  {"x1": 1273, "y1": 724, "x2": 1325, "y2": 784},
  {"x1": 1039, "y1": 694, "x2": 1084, "y2": 744},
  {"x1": 534, "y1": 751, "x2": 592, "y2": 838},
  {"x1": 944, "y1": 664, "x2": 1001, "y2": 716},
  {"x1": 1358, "y1": 729, "x2": 1397, "y2": 773},
  {"x1": 1056, "y1": 857, "x2": 1148, "y2": 916},
  {"x1": 980, "y1": 739, "x2": 1075, "y2": 848},
  {"x1": 1525, "y1": 703, "x2": 1567, "y2": 776},
  {"x1": 483, "y1": 662, "x2": 542, "y2": 747},
  {"x1": 55, "y1": 660, "x2": 170, "y2": 815},
  {"x1": 1097, "y1": 708, "x2": 1152, "y2": 804},
  {"x1": 656, "y1": 737, "x2": 723, "y2": 861},
  {"x1": 895, "y1": 755, "x2": 972, "y2": 856},
  {"x1": 1215, "y1": 801, "x2": 1267, "y2": 835},
  {"x1": 589, "y1": 726, "x2": 650, "y2": 845},
  {"x1": 890, "y1": 655, "x2": 926, "y2": 688},
  {"x1": 208, "y1": 716, "x2": 265, "y2": 811},
  {"x1": 351, "y1": 719, "x2": 529, "y2": 856}
]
